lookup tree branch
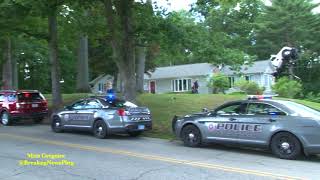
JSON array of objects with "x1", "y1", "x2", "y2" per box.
[{"x1": 12, "y1": 27, "x2": 49, "y2": 40}]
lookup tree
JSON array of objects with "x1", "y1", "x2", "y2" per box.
[
  {"x1": 207, "y1": 73, "x2": 229, "y2": 93},
  {"x1": 6, "y1": 0, "x2": 65, "y2": 109},
  {"x1": 103, "y1": 0, "x2": 137, "y2": 101},
  {"x1": 47, "y1": 1, "x2": 63, "y2": 110},
  {"x1": 0, "y1": 0, "x2": 27, "y2": 90},
  {"x1": 254, "y1": 0, "x2": 320, "y2": 93},
  {"x1": 191, "y1": 0, "x2": 261, "y2": 68}
]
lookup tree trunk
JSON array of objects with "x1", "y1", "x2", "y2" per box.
[
  {"x1": 104, "y1": 0, "x2": 137, "y2": 102},
  {"x1": 76, "y1": 34, "x2": 90, "y2": 92},
  {"x1": 288, "y1": 63, "x2": 294, "y2": 80},
  {"x1": 48, "y1": 9, "x2": 63, "y2": 110},
  {"x1": 12, "y1": 56, "x2": 18, "y2": 89},
  {"x1": 136, "y1": 45, "x2": 146, "y2": 93},
  {"x1": 2, "y1": 37, "x2": 13, "y2": 90}
]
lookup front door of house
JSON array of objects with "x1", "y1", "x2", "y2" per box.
[{"x1": 150, "y1": 81, "x2": 156, "y2": 94}]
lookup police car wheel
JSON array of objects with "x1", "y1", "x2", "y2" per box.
[
  {"x1": 51, "y1": 116, "x2": 63, "y2": 133},
  {"x1": 182, "y1": 125, "x2": 202, "y2": 147},
  {"x1": 271, "y1": 132, "x2": 302, "y2": 160},
  {"x1": 93, "y1": 120, "x2": 107, "y2": 139},
  {"x1": 128, "y1": 131, "x2": 142, "y2": 137},
  {"x1": 1, "y1": 111, "x2": 11, "y2": 126}
]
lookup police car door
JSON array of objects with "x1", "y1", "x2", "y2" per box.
[
  {"x1": 203, "y1": 102, "x2": 246, "y2": 142},
  {"x1": 73, "y1": 99, "x2": 100, "y2": 127},
  {"x1": 238, "y1": 102, "x2": 286, "y2": 145},
  {"x1": 63, "y1": 100, "x2": 86, "y2": 127}
]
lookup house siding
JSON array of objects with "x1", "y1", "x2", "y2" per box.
[
  {"x1": 226, "y1": 73, "x2": 274, "y2": 94},
  {"x1": 144, "y1": 76, "x2": 211, "y2": 94},
  {"x1": 143, "y1": 61, "x2": 275, "y2": 95}
]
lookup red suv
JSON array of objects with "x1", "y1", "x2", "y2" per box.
[{"x1": 0, "y1": 90, "x2": 48, "y2": 125}]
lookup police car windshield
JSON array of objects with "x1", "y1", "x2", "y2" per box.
[{"x1": 277, "y1": 100, "x2": 320, "y2": 118}]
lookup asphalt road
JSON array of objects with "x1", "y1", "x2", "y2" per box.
[{"x1": 0, "y1": 123, "x2": 319, "y2": 180}]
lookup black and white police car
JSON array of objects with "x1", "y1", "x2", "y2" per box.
[
  {"x1": 172, "y1": 95, "x2": 320, "y2": 159},
  {"x1": 51, "y1": 97, "x2": 152, "y2": 138}
]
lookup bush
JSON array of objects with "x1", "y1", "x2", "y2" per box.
[
  {"x1": 235, "y1": 79, "x2": 264, "y2": 95},
  {"x1": 272, "y1": 77, "x2": 302, "y2": 98},
  {"x1": 207, "y1": 73, "x2": 229, "y2": 94}
]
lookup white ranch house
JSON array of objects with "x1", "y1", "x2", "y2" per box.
[{"x1": 144, "y1": 60, "x2": 276, "y2": 94}]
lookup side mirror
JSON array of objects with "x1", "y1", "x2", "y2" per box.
[{"x1": 202, "y1": 108, "x2": 209, "y2": 113}]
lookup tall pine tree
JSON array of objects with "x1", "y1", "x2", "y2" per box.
[{"x1": 254, "y1": 0, "x2": 320, "y2": 94}]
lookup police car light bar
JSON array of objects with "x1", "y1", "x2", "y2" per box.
[{"x1": 247, "y1": 95, "x2": 277, "y2": 100}]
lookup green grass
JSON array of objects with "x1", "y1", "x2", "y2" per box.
[
  {"x1": 42, "y1": 93, "x2": 320, "y2": 139},
  {"x1": 137, "y1": 94, "x2": 245, "y2": 139},
  {"x1": 137, "y1": 94, "x2": 320, "y2": 139},
  {"x1": 275, "y1": 97, "x2": 320, "y2": 110}
]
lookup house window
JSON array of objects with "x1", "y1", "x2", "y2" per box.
[
  {"x1": 172, "y1": 78, "x2": 192, "y2": 92},
  {"x1": 98, "y1": 83, "x2": 106, "y2": 92},
  {"x1": 245, "y1": 75, "x2": 250, "y2": 81},
  {"x1": 98, "y1": 83, "x2": 102, "y2": 91},
  {"x1": 228, "y1": 77, "x2": 235, "y2": 88}
]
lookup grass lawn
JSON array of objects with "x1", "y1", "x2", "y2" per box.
[
  {"x1": 43, "y1": 93, "x2": 320, "y2": 140},
  {"x1": 137, "y1": 94, "x2": 320, "y2": 139},
  {"x1": 275, "y1": 97, "x2": 320, "y2": 110},
  {"x1": 137, "y1": 94, "x2": 245, "y2": 139}
]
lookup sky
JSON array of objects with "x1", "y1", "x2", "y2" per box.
[
  {"x1": 155, "y1": 0, "x2": 320, "y2": 13},
  {"x1": 155, "y1": 0, "x2": 196, "y2": 12}
]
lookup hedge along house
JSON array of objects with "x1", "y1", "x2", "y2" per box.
[{"x1": 144, "y1": 60, "x2": 276, "y2": 94}]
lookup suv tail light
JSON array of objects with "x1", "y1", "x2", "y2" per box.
[
  {"x1": 117, "y1": 109, "x2": 126, "y2": 116},
  {"x1": 42, "y1": 100, "x2": 48, "y2": 107}
]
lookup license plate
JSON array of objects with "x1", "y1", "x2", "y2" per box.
[
  {"x1": 138, "y1": 125, "x2": 145, "y2": 130},
  {"x1": 32, "y1": 104, "x2": 38, "y2": 108}
]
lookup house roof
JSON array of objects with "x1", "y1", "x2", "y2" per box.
[
  {"x1": 90, "y1": 74, "x2": 114, "y2": 85},
  {"x1": 90, "y1": 74, "x2": 105, "y2": 85},
  {"x1": 221, "y1": 60, "x2": 276, "y2": 75},
  {"x1": 144, "y1": 60, "x2": 275, "y2": 80},
  {"x1": 144, "y1": 63, "x2": 214, "y2": 80}
]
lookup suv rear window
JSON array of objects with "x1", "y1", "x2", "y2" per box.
[{"x1": 17, "y1": 93, "x2": 44, "y2": 101}]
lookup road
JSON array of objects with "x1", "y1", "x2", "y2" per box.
[{"x1": 0, "y1": 123, "x2": 319, "y2": 180}]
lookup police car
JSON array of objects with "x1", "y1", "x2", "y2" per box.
[
  {"x1": 51, "y1": 97, "x2": 152, "y2": 138},
  {"x1": 172, "y1": 95, "x2": 320, "y2": 159}
]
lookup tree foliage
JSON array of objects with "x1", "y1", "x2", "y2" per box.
[{"x1": 1, "y1": 0, "x2": 320, "y2": 102}]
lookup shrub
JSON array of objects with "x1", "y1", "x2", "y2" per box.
[
  {"x1": 207, "y1": 73, "x2": 229, "y2": 94},
  {"x1": 272, "y1": 77, "x2": 302, "y2": 98},
  {"x1": 235, "y1": 78, "x2": 264, "y2": 95}
]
